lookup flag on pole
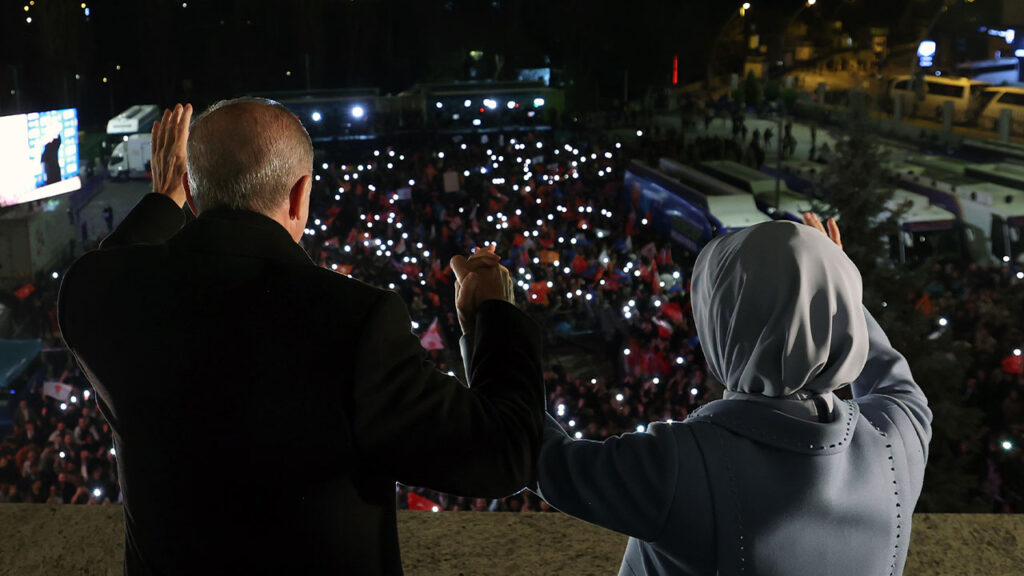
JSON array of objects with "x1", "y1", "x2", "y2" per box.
[
  {"x1": 408, "y1": 492, "x2": 441, "y2": 511},
  {"x1": 420, "y1": 318, "x2": 444, "y2": 351}
]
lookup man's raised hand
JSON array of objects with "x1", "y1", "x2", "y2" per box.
[
  {"x1": 151, "y1": 103, "x2": 193, "y2": 211},
  {"x1": 450, "y1": 245, "x2": 515, "y2": 334}
]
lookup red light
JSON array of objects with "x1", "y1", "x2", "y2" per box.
[
  {"x1": 479, "y1": 108, "x2": 485, "y2": 113},
  {"x1": 672, "y1": 54, "x2": 678, "y2": 86}
]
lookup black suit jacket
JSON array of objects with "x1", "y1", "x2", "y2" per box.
[{"x1": 58, "y1": 193, "x2": 545, "y2": 575}]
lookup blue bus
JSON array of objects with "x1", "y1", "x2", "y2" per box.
[{"x1": 624, "y1": 161, "x2": 770, "y2": 252}]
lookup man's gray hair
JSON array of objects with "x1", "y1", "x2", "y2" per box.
[{"x1": 186, "y1": 97, "x2": 313, "y2": 215}]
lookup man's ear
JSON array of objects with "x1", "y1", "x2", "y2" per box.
[
  {"x1": 182, "y1": 172, "x2": 197, "y2": 216},
  {"x1": 288, "y1": 174, "x2": 312, "y2": 221}
]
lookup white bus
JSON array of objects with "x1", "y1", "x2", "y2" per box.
[
  {"x1": 955, "y1": 57, "x2": 1020, "y2": 86},
  {"x1": 106, "y1": 105, "x2": 160, "y2": 136}
]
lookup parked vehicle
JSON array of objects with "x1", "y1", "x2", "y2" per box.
[
  {"x1": 693, "y1": 160, "x2": 824, "y2": 222},
  {"x1": 886, "y1": 155, "x2": 1024, "y2": 265},
  {"x1": 625, "y1": 161, "x2": 770, "y2": 252},
  {"x1": 973, "y1": 86, "x2": 1024, "y2": 131},
  {"x1": 887, "y1": 75, "x2": 989, "y2": 122},
  {"x1": 107, "y1": 133, "x2": 152, "y2": 180},
  {"x1": 955, "y1": 57, "x2": 1020, "y2": 86}
]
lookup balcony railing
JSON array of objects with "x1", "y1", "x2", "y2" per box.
[{"x1": 0, "y1": 504, "x2": 1020, "y2": 574}]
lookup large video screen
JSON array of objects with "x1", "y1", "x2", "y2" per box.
[{"x1": 0, "y1": 108, "x2": 81, "y2": 207}]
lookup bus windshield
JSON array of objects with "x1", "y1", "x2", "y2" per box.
[{"x1": 896, "y1": 226, "x2": 963, "y2": 267}]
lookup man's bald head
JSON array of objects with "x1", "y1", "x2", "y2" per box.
[{"x1": 186, "y1": 98, "x2": 313, "y2": 215}]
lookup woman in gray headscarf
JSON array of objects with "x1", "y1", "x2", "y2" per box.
[{"x1": 533, "y1": 215, "x2": 931, "y2": 576}]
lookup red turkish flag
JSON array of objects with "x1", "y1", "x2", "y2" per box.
[
  {"x1": 14, "y1": 284, "x2": 34, "y2": 300},
  {"x1": 528, "y1": 282, "x2": 551, "y2": 306},
  {"x1": 572, "y1": 254, "x2": 589, "y2": 275},
  {"x1": 652, "y1": 317, "x2": 674, "y2": 339},
  {"x1": 1002, "y1": 355, "x2": 1023, "y2": 375},
  {"x1": 420, "y1": 318, "x2": 444, "y2": 351},
  {"x1": 540, "y1": 250, "x2": 560, "y2": 264},
  {"x1": 661, "y1": 302, "x2": 683, "y2": 324},
  {"x1": 408, "y1": 492, "x2": 441, "y2": 511}
]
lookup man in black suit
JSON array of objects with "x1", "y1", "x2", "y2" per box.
[{"x1": 57, "y1": 100, "x2": 545, "y2": 574}]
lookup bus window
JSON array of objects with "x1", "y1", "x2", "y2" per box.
[
  {"x1": 992, "y1": 215, "x2": 1008, "y2": 259},
  {"x1": 1010, "y1": 223, "x2": 1024, "y2": 263}
]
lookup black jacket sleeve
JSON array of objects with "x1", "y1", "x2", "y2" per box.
[
  {"x1": 349, "y1": 293, "x2": 545, "y2": 498},
  {"x1": 100, "y1": 193, "x2": 186, "y2": 250}
]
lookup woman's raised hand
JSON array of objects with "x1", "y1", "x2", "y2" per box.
[{"x1": 802, "y1": 212, "x2": 842, "y2": 251}]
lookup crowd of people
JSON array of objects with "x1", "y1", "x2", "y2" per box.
[
  {"x1": 0, "y1": 110, "x2": 1021, "y2": 514},
  {"x1": 299, "y1": 129, "x2": 715, "y2": 511}
]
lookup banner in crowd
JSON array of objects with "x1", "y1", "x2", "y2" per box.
[
  {"x1": 420, "y1": 318, "x2": 444, "y2": 351},
  {"x1": 43, "y1": 381, "x2": 72, "y2": 402},
  {"x1": 661, "y1": 302, "x2": 683, "y2": 324}
]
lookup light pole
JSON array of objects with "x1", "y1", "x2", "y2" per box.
[
  {"x1": 707, "y1": 3, "x2": 750, "y2": 90},
  {"x1": 772, "y1": 2, "x2": 818, "y2": 215},
  {"x1": 781, "y1": 0, "x2": 818, "y2": 75},
  {"x1": 908, "y1": 2, "x2": 953, "y2": 104}
]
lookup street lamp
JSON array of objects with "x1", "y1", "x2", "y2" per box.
[
  {"x1": 707, "y1": 2, "x2": 751, "y2": 89},
  {"x1": 782, "y1": 0, "x2": 820, "y2": 72}
]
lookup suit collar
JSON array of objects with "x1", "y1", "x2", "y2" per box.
[{"x1": 168, "y1": 207, "x2": 314, "y2": 267}]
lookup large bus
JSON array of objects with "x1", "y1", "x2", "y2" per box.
[
  {"x1": 882, "y1": 189, "x2": 962, "y2": 266},
  {"x1": 695, "y1": 160, "x2": 824, "y2": 222},
  {"x1": 886, "y1": 155, "x2": 1024, "y2": 264},
  {"x1": 955, "y1": 57, "x2": 1020, "y2": 86},
  {"x1": 106, "y1": 105, "x2": 159, "y2": 139},
  {"x1": 765, "y1": 157, "x2": 963, "y2": 265},
  {"x1": 964, "y1": 162, "x2": 1024, "y2": 190},
  {"x1": 624, "y1": 161, "x2": 770, "y2": 252}
]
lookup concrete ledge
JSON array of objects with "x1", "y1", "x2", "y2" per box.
[{"x1": 0, "y1": 505, "x2": 1021, "y2": 575}]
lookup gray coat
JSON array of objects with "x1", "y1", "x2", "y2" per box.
[{"x1": 535, "y1": 309, "x2": 931, "y2": 576}]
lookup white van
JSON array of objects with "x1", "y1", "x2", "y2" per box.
[
  {"x1": 975, "y1": 86, "x2": 1024, "y2": 131},
  {"x1": 888, "y1": 75, "x2": 989, "y2": 122}
]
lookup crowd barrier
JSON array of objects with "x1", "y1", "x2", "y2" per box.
[{"x1": 0, "y1": 505, "x2": 1021, "y2": 575}]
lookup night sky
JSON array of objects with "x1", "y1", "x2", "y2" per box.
[{"x1": 0, "y1": 0, "x2": 1001, "y2": 129}]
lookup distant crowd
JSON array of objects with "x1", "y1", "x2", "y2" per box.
[{"x1": 1, "y1": 108, "x2": 1021, "y2": 513}]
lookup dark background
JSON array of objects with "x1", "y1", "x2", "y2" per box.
[{"x1": 1, "y1": 0, "x2": 991, "y2": 127}]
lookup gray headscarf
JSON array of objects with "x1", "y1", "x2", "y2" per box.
[{"x1": 690, "y1": 221, "x2": 868, "y2": 405}]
